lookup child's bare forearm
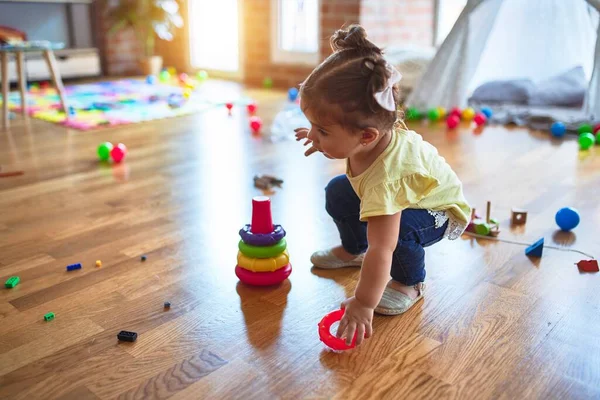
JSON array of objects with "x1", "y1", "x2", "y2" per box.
[{"x1": 354, "y1": 246, "x2": 393, "y2": 308}]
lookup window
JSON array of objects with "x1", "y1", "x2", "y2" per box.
[
  {"x1": 271, "y1": 0, "x2": 320, "y2": 65},
  {"x1": 435, "y1": 0, "x2": 467, "y2": 46}
]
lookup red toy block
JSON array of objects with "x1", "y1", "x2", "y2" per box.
[
  {"x1": 577, "y1": 259, "x2": 599, "y2": 273},
  {"x1": 251, "y1": 196, "x2": 273, "y2": 234}
]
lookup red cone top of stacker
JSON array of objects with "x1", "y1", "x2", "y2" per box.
[{"x1": 251, "y1": 196, "x2": 274, "y2": 234}]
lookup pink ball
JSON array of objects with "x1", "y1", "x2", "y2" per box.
[
  {"x1": 449, "y1": 107, "x2": 462, "y2": 119},
  {"x1": 249, "y1": 116, "x2": 262, "y2": 133},
  {"x1": 110, "y1": 143, "x2": 127, "y2": 163},
  {"x1": 179, "y1": 73, "x2": 188, "y2": 82},
  {"x1": 474, "y1": 113, "x2": 487, "y2": 126},
  {"x1": 247, "y1": 103, "x2": 257, "y2": 114},
  {"x1": 446, "y1": 115, "x2": 460, "y2": 129}
]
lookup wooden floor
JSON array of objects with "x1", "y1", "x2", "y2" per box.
[{"x1": 1, "y1": 80, "x2": 599, "y2": 400}]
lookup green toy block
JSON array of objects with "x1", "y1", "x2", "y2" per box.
[
  {"x1": 44, "y1": 312, "x2": 55, "y2": 321},
  {"x1": 5, "y1": 276, "x2": 20, "y2": 288}
]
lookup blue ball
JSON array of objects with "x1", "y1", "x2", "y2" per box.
[
  {"x1": 288, "y1": 87, "x2": 299, "y2": 101},
  {"x1": 551, "y1": 122, "x2": 566, "y2": 137},
  {"x1": 555, "y1": 207, "x2": 580, "y2": 231},
  {"x1": 481, "y1": 107, "x2": 493, "y2": 119},
  {"x1": 146, "y1": 75, "x2": 157, "y2": 84}
]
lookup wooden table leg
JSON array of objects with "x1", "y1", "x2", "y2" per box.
[
  {"x1": 43, "y1": 50, "x2": 68, "y2": 115},
  {"x1": 16, "y1": 51, "x2": 27, "y2": 116},
  {"x1": 1, "y1": 52, "x2": 9, "y2": 130}
]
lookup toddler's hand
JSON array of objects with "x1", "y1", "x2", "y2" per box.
[
  {"x1": 337, "y1": 297, "x2": 373, "y2": 346},
  {"x1": 294, "y1": 127, "x2": 319, "y2": 157}
]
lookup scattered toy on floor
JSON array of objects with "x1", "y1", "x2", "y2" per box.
[
  {"x1": 511, "y1": 208, "x2": 528, "y2": 225},
  {"x1": 249, "y1": 116, "x2": 263, "y2": 134},
  {"x1": 110, "y1": 143, "x2": 128, "y2": 163},
  {"x1": 236, "y1": 196, "x2": 292, "y2": 286},
  {"x1": 578, "y1": 123, "x2": 593, "y2": 134},
  {"x1": 164, "y1": 302, "x2": 171, "y2": 309},
  {"x1": 551, "y1": 122, "x2": 566, "y2": 138},
  {"x1": 146, "y1": 75, "x2": 156, "y2": 84},
  {"x1": 225, "y1": 102, "x2": 234, "y2": 114},
  {"x1": 159, "y1": 70, "x2": 171, "y2": 82},
  {"x1": 474, "y1": 112, "x2": 487, "y2": 126},
  {"x1": 197, "y1": 70, "x2": 208, "y2": 81},
  {"x1": 44, "y1": 312, "x2": 55, "y2": 321},
  {"x1": 428, "y1": 108, "x2": 440, "y2": 122},
  {"x1": 288, "y1": 87, "x2": 299, "y2": 102},
  {"x1": 577, "y1": 259, "x2": 599, "y2": 273},
  {"x1": 247, "y1": 102, "x2": 257, "y2": 115},
  {"x1": 96, "y1": 260, "x2": 102, "y2": 267},
  {"x1": 480, "y1": 107, "x2": 493, "y2": 119},
  {"x1": 66, "y1": 263, "x2": 82, "y2": 271},
  {"x1": 5, "y1": 276, "x2": 20, "y2": 288},
  {"x1": 318, "y1": 308, "x2": 357, "y2": 351},
  {"x1": 555, "y1": 207, "x2": 580, "y2": 231},
  {"x1": 446, "y1": 115, "x2": 460, "y2": 129},
  {"x1": 141, "y1": 255, "x2": 147, "y2": 262},
  {"x1": 461, "y1": 107, "x2": 476, "y2": 121},
  {"x1": 253, "y1": 175, "x2": 283, "y2": 191},
  {"x1": 97, "y1": 142, "x2": 113, "y2": 161},
  {"x1": 579, "y1": 133, "x2": 595, "y2": 150},
  {"x1": 466, "y1": 201, "x2": 499, "y2": 237},
  {"x1": 117, "y1": 330, "x2": 138, "y2": 342},
  {"x1": 525, "y1": 238, "x2": 544, "y2": 258}
]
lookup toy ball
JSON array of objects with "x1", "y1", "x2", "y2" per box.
[
  {"x1": 183, "y1": 89, "x2": 192, "y2": 99},
  {"x1": 555, "y1": 207, "x2": 580, "y2": 231},
  {"x1": 97, "y1": 142, "x2": 113, "y2": 161},
  {"x1": 446, "y1": 115, "x2": 460, "y2": 129},
  {"x1": 197, "y1": 70, "x2": 208, "y2": 81},
  {"x1": 40, "y1": 81, "x2": 50, "y2": 89},
  {"x1": 249, "y1": 116, "x2": 263, "y2": 133},
  {"x1": 225, "y1": 102, "x2": 234, "y2": 112},
  {"x1": 29, "y1": 83, "x2": 40, "y2": 91},
  {"x1": 579, "y1": 133, "x2": 595, "y2": 150},
  {"x1": 247, "y1": 102, "x2": 257, "y2": 114},
  {"x1": 449, "y1": 107, "x2": 462, "y2": 118},
  {"x1": 146, "y1": 75, "x2": 156, "y2": 84},
  {"x1": 480, "y1": 107, "x2": 493, "y2": 119},
  {"x1": 550, "y1": 122, "x2": 566, "y2": 137},
  {"x1": 427, "y1": 108, "x2": 440, "y2": 121},
  {"x1": 288, "y1": 87, "x2": 299, "y2": 101},
  {"x1": 178, "y1": 73, "x2": 188, "y2": 83},
  {"x1": 184, "y1": 81, "x2": 196, "y2": 90},
  {"x1": 263, "y1": 77, "x2": 274, "y2": 89},
  {"x1": 110, "y1": 143, "x2": 128, "y2": 163},
  {"x1": 462, "y1": 107, "x2": 475, "y2": 121},
  {"x1": 596, "y1": 131, "x2": 600, "y2": 144},
  {"x1": 594, "y1": 123, "x2": 600, "y2": 134},
  {"x1": 578, "y1": 123, "x2": 593, "y2": 135},
  {"x1": 473, "y1": 112, "x2": 487, "y2": 126},
  {"x1": 406, "y1": 107, "x2": 421, "y2": 121},
  {"x1": 167, "y1": 67, "x2": 177, "y2": 76},
  {"x1": 159, "y1": 70, "x2": 170, "y2": 82},
  {"x1": 436, "y1": 107, "x2": 446, "y2": 118}
]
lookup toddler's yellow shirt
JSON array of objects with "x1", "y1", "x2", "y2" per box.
[{"x1": 346, "y1": 128, "x2": 471, "y2": 225}]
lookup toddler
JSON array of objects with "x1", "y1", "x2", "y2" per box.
[{"x1": 295, "y1": 25, "x2": 471, "y2": 346}]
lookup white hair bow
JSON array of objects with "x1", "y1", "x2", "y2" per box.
[{"x1": 373, "y1": 63, "x2": 402, "y2": 112}]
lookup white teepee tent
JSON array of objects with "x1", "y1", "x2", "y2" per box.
[{"x1": 407, "y1": 0, "x2": 600, "y2": 125}]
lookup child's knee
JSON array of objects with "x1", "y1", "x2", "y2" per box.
[{"x1": 325, "y1": 175, "x2": 353, "y2": 215}]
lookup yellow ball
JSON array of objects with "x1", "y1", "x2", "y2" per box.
[
  {"x1": 183, "y1": 89, "x2": 192, "y2": 99},
  {"x1": 436, "y1": 107, "x2": 446, "y2": 118},
  {"x1": 462, "y1": 107, "x2": 475, "y2": 121},
  {"x1": 167, "y1": 67, "x2": 177, "y2": 76}
]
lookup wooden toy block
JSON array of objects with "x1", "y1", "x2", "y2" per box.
[{"x1": 511, "y1": 209, "x2": 528, "y2": 225}]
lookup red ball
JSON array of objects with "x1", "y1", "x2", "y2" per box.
[
  {"x1": 178, "y1": 73, "x2": 188, "y2": 82},
  {"x1": 249, "y1": 116, "x2": 262, "y2": 133},
  {"x1": 225, "y1": 102, "x2": 234, "y2": 111},
  {"x1": 594, "y1": 123, "x2": 600, "y2": 134},
  {"x1": 110, "y1": 143, "x2": 127, "y2": 163},
  {"x1": 446, "y1": 115, "x2": 460, "y2": 129},
  {"x1": 449, "y1": 107, "x2": 462, "y2": 119},
  {"x1": 247, "y1": 103, "x2": 257, "y2": 114},
  {"x1": 474, "y1": 113, "x2": 487, "y2": 126}
]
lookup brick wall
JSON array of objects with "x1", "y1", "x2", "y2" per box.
[{"x1": 360, "y1": 0, "x2": 434, "y2": 49}]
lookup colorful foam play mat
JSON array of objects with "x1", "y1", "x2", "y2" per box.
[{"x1": 2, "y1": 79, "x2": 252, "y2": 130}]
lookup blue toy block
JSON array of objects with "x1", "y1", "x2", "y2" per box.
[
  {"x1": 66, "y1": 263, "x2": 82, "y2": 271},
  {"x1": 525, "y1": 238, "x2": 544, "y2": 258}
]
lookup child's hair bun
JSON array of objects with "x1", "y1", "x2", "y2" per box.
[{"x1": 330, "y1": 25, "x2": 382, "y2": 55}]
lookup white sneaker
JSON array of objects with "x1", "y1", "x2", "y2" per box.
[{"x1": 310, "y1": 249, "x2": 364, "y2": 269}]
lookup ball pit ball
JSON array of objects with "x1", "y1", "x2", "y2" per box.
[
  {"x1": 427, "y1": 108, "x2": 440, "y2": 121},
  {"x1": 449, "y1": 107, "x2": 462, "y2": 119},
  {"x1": 288, "y1": 87, "x2": 299, "y2": 101},
  {"x1": 159, "y1": 70, "x2": 170, "y2": 82},
  {"x1": 446, "y1": 115, "x2": 460, "y2": 129},
  {"x1": 197, "y1": 70, "x2": 208, "y2": 81},
  {"x1": 480, "y1": 107, "x2": 493, "y2": 119},
  {"x1": 250, "y1": 116, "x2": 263, "y2": 133},
  {"x1": 436, "y1": 107, "x2": 447, "y2": 118},
  {"x1": 551, "y1": 122, "x2": 566, "y2": 138},
  {"x1": 555, "y1": 207, "x2": 580, "y2": 231},
  {"x1": 146, "y1": 75, "x2": 156, "y2": 84},
  {"x1": 462, "y1": 107, "x2": 476, "y2": 121},
  {"x1": 178, "y1": 73, "x2": 188, "y2": 83},
  {"x1": 110, "y1": 143, "x2": 128, "y2": 163},
  {"x1": 578, "y1": 123, "x2": 593, "y2": 135},
  {"x1": 473, "y1": 112, "x2": 487, "y2": 126},
  {"x1": 406, "y1": 107, "x2": 421, "y2": 121},
  {"x1": 579, "y1": 133, "x2": 595, "y2": 150},
  {"x1": 167, "y1": 67, "x2": 177, "y2": 76},
  {"x1": 97, "y1": 142, "x2": 113, "y2": 161},
  {"x1": 594, "y1": 123, "x2": 600, "y2": 134},
  {"x1": 225, "y1": 102, "x2": 234, "y2": 111},
  {"x1": 247, "y1": 103, "x2": 257, "y2": 114}
]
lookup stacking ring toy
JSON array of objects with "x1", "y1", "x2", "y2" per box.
[
  {"x1": 237, "y1": 250, "x2": 289, "y2": 272},
  {"x1": 238, "y1": 239, "x2": 287, "y2": 258},
  {"x1": 239, "y1": 224, "x2": 286, "y2": 247},
  {"x1": 235, "y1": 264, "x2": 292, "y2": 286},
  {"x1": 318, "y1": 309, "x2": 357, "y2": 351}
]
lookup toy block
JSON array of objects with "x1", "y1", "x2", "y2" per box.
[
  {"x1": 96, "y1": 260, "x2": 102, "y2": 267},
  {"x1": 511, "y1": 209, "x2": 528, "y2": 225},
  {"x1": 577, "y1": 260, "x2": 599, "y2": 273},
  {"x1": 66, "y1": 263, "x2": 82, "y2": 271},
  {"x1": 5, "y1": 276, "x2": 20, "y2": 288},
  {"x1": 525, "y1": 238, "x2": 544, "y2": 258},
  {"x1": 251, "y1": 196, "x2": 273, "y2": 234},
  {"x1": 117, "y1": 330, "x2": 138, "y2": 342},
  {"x1": 44, "y1": 312, "x2": 55, "y2": 321}
]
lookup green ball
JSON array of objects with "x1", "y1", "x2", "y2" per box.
[
  {"x1": 263, "y1": 77, "x2": 273, "y2": 89},
  {"x1": 578, "y1": 123, "x2": 593, "y2": 134},
  {"x1": 159, "y1": 70, "x2": 170, "y2": 82},
  {"x1": 197, "y1": 70, "x2": 208, "y2": 81},
  {"x1": 596, "y1": 131, "x2": 600, "y2": 144},
  {"x1": 579, "y1": 133, "x2": 595, "y2": 150},
  {"x1": 97, "y1": 142, "x2": 113, "y2": 161},
  {"x1": 406, "y1": 107, "x2": 421, "y2": 121},
  {"x1": 427, "y1": 108, "x2": 440, "y2": 121}
]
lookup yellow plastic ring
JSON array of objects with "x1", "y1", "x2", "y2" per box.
[{"x1": 237, "y1": 250, "x2": 289, "y2": 272}]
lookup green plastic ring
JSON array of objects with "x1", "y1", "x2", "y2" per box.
[{"x1": 238, "y1": 239, "x2": 287, "y2": 259}]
